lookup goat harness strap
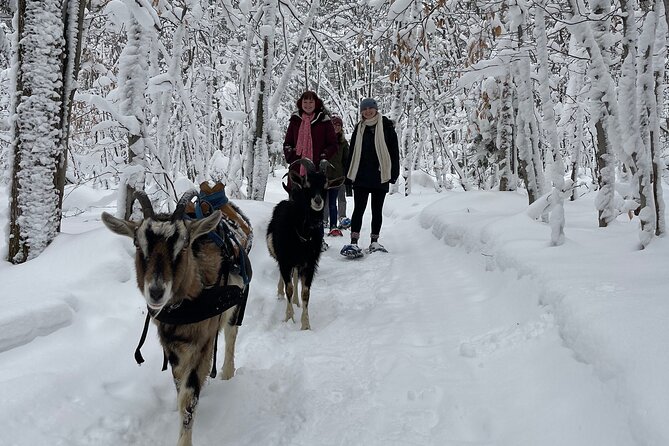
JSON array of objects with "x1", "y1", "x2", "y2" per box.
[
  {"x1": 148, "y1": 285, "x2": 244, "y2": 325},
  {"x1": 133, "y1": 284, "x2": 247, "y2": 370},
  {"x1": 134, "y1": 313, "x2": 151, "y2": 365}
]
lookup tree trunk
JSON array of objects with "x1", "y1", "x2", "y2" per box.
[
  {"x1": 568, "y1": 0, "x2": 620, "y2": 226},
  {"x1": 535, "y1": 5, "x2": 566, "y2": 245},
  {"x1": 594, "y1": 119, "x2": 615, "y2": 227},
  {"x1": 8, "y1": 0, "x2": 68, "y2": 263},
  {"x1": 55, "y1": 0, "x2": 87, "y2": 227},
  {"x1": 497, "y1": 77, "x2": 514, "y2": 191},
  {"x1": 653, "y1": 3, "x2": 667, "y2": 235},
  {"x1": 248, "y1": 0, "x2": 276, "y2": 201},
  {"x1": 636, "y1": 5, "x2": 658, "y2": 247},
  {"x1": 117, "y1": 17, "x2": 150, "y2": 219},
  {"x1": 401, "y1": 87, "x2": 415, "y2": 196}
]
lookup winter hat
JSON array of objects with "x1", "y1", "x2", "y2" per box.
[
  {"x1": 359, "y1": 98, "x2": 378, "y2": 111},
  {"x1": 331, "y1": 116, "x2": 343, "y2": 127}
]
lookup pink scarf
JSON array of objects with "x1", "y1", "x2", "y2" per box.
[{"x1": 295, "y1": 112, "x2": 314, "y2": 176}]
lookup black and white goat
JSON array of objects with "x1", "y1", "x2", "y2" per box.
[
  {"x1": 266, "y1": 159, "x2": 343, "y2": 330},
  {"x1": 101, "y1": 190, "x2": 252, "y2": 446}
]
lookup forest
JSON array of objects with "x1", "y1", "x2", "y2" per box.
[{"x1": 0, "y1": 0, "x2": 667, "y2": 263}]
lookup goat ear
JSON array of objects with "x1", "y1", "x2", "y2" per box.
[
  {"x1": 326, "y1": 176, "x2": 346, "y2": 189},
  {"x1": 188, "y1": 211, "x2": 222, "y2": 242},
  {"x1": 288, "y1": 170, "x2": 304, "y2": 189},
  {"x1": 101, "y1": 212, "x2": 137, "y2": 237}
]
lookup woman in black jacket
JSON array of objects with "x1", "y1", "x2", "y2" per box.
[{"x1": 340, "y1": 98, "x2": 399, "y2": 258}]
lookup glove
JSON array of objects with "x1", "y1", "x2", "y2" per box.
[{"x1": 345, "y1": 184, "x2": 353, "y2": 196}]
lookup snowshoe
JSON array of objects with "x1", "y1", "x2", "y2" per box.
[
  {"x1": 339, "y1": 218, "x2": 351, "y2": 229},
  {"x1": 367, "y1": 242, "x2": 388, "y2": 253},
  {"x1": 340, "y1": 244, "x2": 364, "y2": 259},
  {"x1": 328, "y1": 228, "x2": 343, "y2": 237}
]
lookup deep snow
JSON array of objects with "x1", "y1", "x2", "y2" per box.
[{"x1": 0, "y1": 172, "x2": 667, "y2": 445}]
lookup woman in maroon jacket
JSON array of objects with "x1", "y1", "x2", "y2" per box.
[{"x1": 283, "y1": 91, "x2": 337, "y2": 179}]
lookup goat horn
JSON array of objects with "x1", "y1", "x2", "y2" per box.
[
  {"x1": 289, "y1": 158, "x2": 316, "y2": 173},
  {"x1": 173, "y1": 190, "x2": 198, "y2": 221},
  {"x1": 134, "y1": 191, "x2": 155, "y2": 219}
]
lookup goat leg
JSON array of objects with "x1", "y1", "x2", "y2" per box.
[
  {"x1": 291, "y1": 268, "x2": 300, "y2": 306},
  {"x1": 220, "y1": 310, "x2": 238, "y2": 380},
  {"x1": 276, "y1": 275, "x2": 285, "y2": 298},
  {"x1": 173, "y1": 337, "x2": 215, "y2": 446},
  {"x1": 300, "y1": 277, "x2": 311, "y2": 330},
  {"x1": 284, "y1": 282, "x2": 295, "y2": 323},
  {"x1": 279, "y1": 267, "x2": 296, "y2": 323},
  {"x1": 176, "y1": 369, "x2": 201, "y2": 446}
]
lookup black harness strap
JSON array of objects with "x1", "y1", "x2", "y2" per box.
[
  {"x1": 206, "y1": 264, "x2": 227, "y2": 379},
  {"x1": 135, "y1": 312, "x2": 152, "y2": 365},
  {"x1": 162, "y1": 351, "x2": 169, "y2": 371},
  {"x1": 134, "y1": 285, "x2": 246, "y2": 372},
  {"x1": 148, "y1": 286, "x2": 243, "y2": 325},
  {"x1": 209, "y1": 314, "x2": 222, "y2": 379}
]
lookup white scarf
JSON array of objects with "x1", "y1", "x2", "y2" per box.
[{"x1": 347, "y1": 113, "x2": 392, "y2": 183}]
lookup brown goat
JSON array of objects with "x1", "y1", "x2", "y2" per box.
[{"x1": 101, "y1": 190, "x2": 252, "y2": 446}]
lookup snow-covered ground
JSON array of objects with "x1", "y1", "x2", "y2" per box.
[{"x1": 0, "y1": 172, "x2": 667, "y2": 445}]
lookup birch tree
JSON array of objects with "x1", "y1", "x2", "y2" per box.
[
  {"x1": 512, "y1": 10, "x2": 545, "y2": 205},
  {"x1": 246, "y1": 0, "x2": 276, "y2": 200},
  {"x1": 652, "y1": 0, "x2": 667, "y2": 236},
  {"x1": 114, "y1": 0, "x2": 156, "y2": 218},
  {"x1": 535, "y1": 3, "x2": 566, "y2": 245},
  {"x1": 561, "y1": 34, "x2": 588, "y2": 202},
  {"x1": 567, "y1": 0, "x2": 620, "y2": 226},
  {"x1": 636, "y1": 1, "x2": 659, "y2": 247}
]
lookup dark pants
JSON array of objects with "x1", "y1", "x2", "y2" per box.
[
  {"x1": 326, "y1": 188, "x2": 339, "y2": 229},
  {"x1": 351, "y1": 187, "x2": 387, "y2": 237},
  {"x1": 337, "y1": 185, "x2": 347, "y2": 218}
]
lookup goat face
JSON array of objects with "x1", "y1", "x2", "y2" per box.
[
  {"x1": 289, "y1": 170, "x2": 328, "y2": 213},
  {"x1": 101, "y1": 208, "x2": 221, "y2": 311}
]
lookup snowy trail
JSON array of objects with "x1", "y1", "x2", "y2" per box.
[
  {"x1": 209, "y1": 196, "x2": 634, "y2": 445},
  {"x1": 0, "y1": 194, "x2": 636, "y2": 445}
]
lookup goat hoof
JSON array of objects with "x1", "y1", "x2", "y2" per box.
[{"x1": 220, "y1": 367, "x2": 235, "y2": 381}]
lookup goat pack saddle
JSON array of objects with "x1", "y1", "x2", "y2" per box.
[{"x1": 185, "y1": 181, "x2": 253, "y2": 257}]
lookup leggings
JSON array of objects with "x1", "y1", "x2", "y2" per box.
[{"x1": 351, "y1": 187, "x2": 387, "y2": 236}]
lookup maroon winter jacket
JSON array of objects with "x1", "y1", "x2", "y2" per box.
[{"x1": 283, "y1": 111, "x2": 337, "y2": 177}]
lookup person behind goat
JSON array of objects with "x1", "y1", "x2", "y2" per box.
[
  {"x1": 340, "y1": 98, "x2": 399, "y2": 258},
  {"x1": 323, "y1": 115, "x2": 349, "y2": 237},
  {"x1": 283, "y1": 90, "x2": 337, "y2": 183},
  {"x1": 283, "y1": 90, "x2": 337, "y2": 251}
]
